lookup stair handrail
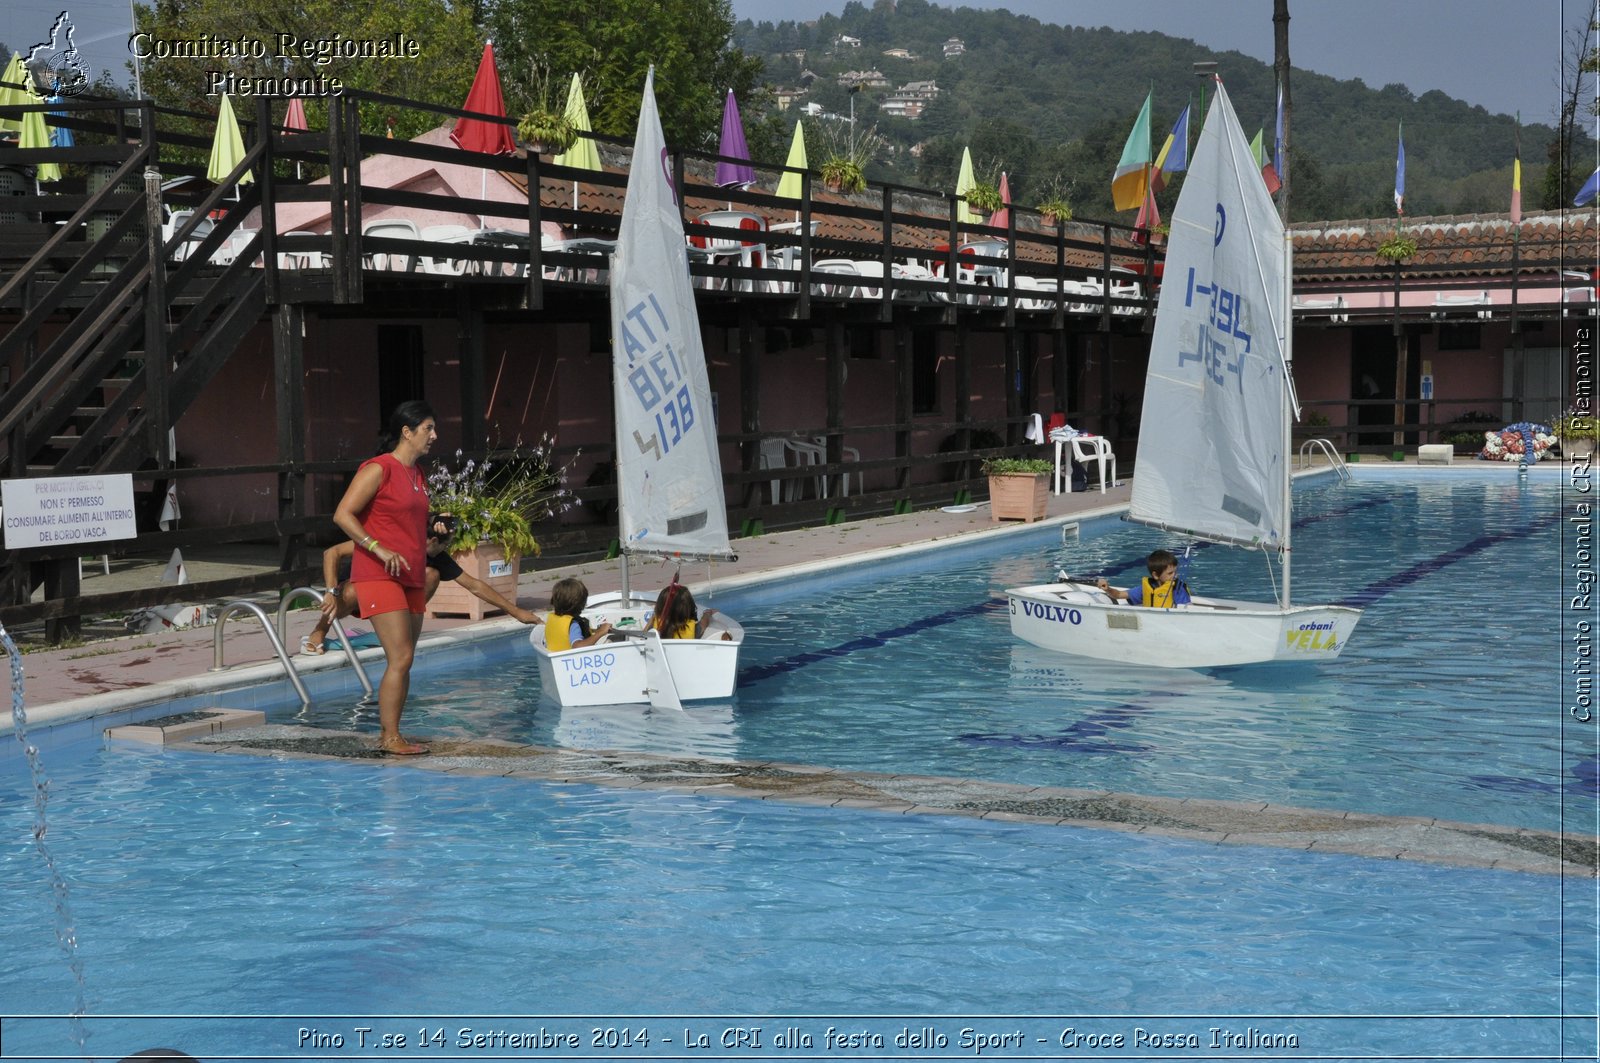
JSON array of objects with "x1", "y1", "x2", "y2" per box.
[
  {"x1": 276, "y1": 586, "x2": 374, "y2": 702},
  {"x1": 210, "y1": 599, "x2": 311, "y2": 707},
  {"x1": 1298, "y1": 437, "x2": 1350, "y2": 482}
]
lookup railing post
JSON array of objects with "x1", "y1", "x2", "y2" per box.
[
  {"x1": 526, "y1": 149, "x2": 544, "y2": 310},
  {"x1": 256, "y1": 95, "x2": 281, "y2": 304},
  {"x1": 879, "y1": 185, "x2": 893, "y2": 321},
  {"x1": 142, "y1": 155, "x2": 169, "y2": 469},
  {"x1": 797, "y1": 175, "x2": 812, "y2": 318}
]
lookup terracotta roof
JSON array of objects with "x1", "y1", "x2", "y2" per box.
[{"x1": 1291, "y1": 210, "x2": 1598, "y2": 282}]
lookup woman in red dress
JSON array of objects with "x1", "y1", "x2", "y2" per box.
[{"x1": 332, "y1": 400, "x2": 436, "y2": 755}]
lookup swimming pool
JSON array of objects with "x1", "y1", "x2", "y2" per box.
[
  {"x1": 1, "y1": 747, "x2": 1591, "y2": 1060},
  {"x1": 4, "y1": 467, "x2": 1595, "y2": 1060},
  {"x1": 288, "y1": 468, "x2": 1586, "y2": 834}
]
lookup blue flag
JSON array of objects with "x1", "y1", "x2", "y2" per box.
[
  {"x1": 1394, "y1": 124, "x2": 1405, "y2": 215},
  {"x1": 1576, "y1": 167, "x2": 1600, "y2": 207}
]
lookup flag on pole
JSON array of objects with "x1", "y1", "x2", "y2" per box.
[
  {"x1": 1111, "y1": 92, "x2": 1152, "y2": 211},
  {"x1": 1394, "y1": 123, "x2": 1406, "y2": 215},
  {"x1": 1577, "y1": 168, "x2": 1600, "y2": 207},
  {"x1": 1510, "y1": 119, "x2": 1522, "y2": 226},
  {"x1": 1250, "y1": 128, "x2": 1281, "y2": 195},
  {"x1": 1133, "y1": 179, "x2": 1161, "y2": 244},
  {"x1": 1150, "y1": 103, "x2": 1189, "y2": 194}
]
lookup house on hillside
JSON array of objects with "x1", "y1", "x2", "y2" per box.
[
  {"x1": 837, "y1": 70, "x2": 890, "y2": 89},
  {"x1": 882, "y1": 48, "x2": 916, "y2": 60},
  {"x1": 942, "y1": 38, "x2": 966, "y2": 58},
  {"x1": 882, "y1": 80, "x2": 939, "y2": 120}
]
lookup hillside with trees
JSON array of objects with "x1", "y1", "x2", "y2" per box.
[{"x1": 736, "y1": 0, "x2": 1583, "y2": 224}]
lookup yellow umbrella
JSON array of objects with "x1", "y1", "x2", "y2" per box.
[
  {"x1": 0, "y1": 53, "x2": 28, "y2": 135},
  {"x1": 206, "y1": 95, "x2": 254, "y2": 188},
  {"x1": 953, "y1": 146, "x2": 979, "y2": 225},
  {"x1": 19, "y1": 77, "x2": 60, "y2": 183},
  {"x1": 553, "y1": 72, "x2": 599, "y2": 209},
  {"x1": 775, "y1": 121, "x2": 808, "y2": 201}
]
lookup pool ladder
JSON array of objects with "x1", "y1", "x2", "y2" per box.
[
  {"x1": 1298, "y1": 438, "x2": 1350, "y2": 482},
  {"x1": 209, "y1": 587, "x2": 376, "y2": 707}
]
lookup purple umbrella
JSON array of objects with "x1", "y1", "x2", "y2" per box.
[{"x1": 715, "y1": 89, "x2": 755, "y2": 189}]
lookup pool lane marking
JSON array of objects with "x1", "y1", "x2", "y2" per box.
[
  {"x1": 737, "y1": 598, "x2": 1003, "y2": 685},
  {"x1": 1335, "y1": 510, "x2": 1561, "y2": 609}
]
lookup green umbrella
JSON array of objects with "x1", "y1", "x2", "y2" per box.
[
  {"x1": 0, "y1": 53, "x2": 28, "y2": 135},
  {"x1": 206, "y1": 95, "x2": 254, "y2": 188},
  {"x1": 953, "y1": 146, "x2": 979, "y2": 225},
  {"x1": 553, "y1": 72, "x2": 599, "y2": 209},
  {"x1": 775, "y1": 121, "x2": 808, "y2": 201},
  {"x1": 20, "y1": 81, "x2": 60, "y2": 183}
]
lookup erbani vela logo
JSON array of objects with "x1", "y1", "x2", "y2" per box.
[{"x1": 26, "y1": 11, "x2": 90, "y2": 99}]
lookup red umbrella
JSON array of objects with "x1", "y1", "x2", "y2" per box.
[
  {"x1": 989, "y1": 171, "x2": 1011, "y2": 231},
  {"x1": 451, "y1": 42, "x2": 515, "y2": 155},
  {"x1": 284, "y1": 97, "x2": 308, "y2": 133}
]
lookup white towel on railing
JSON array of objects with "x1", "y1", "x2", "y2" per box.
[{"x1": 1025, "y1": 413, "x2": 1045, "y2": 444}]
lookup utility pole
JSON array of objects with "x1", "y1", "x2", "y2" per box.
[{"x1": 1273, "y1": 0, "x2": 1291, "y2": 222}]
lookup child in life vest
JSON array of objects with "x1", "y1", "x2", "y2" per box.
[
  {"x1": 651, "y1": 578, "x2": 733, "y2": 640},
  {"x1": 1096, "y1": 549, "x2": 1192, "y2": 608},
  {"x1": 544, "y1": 577, "x2": 614, "y2": 650}
]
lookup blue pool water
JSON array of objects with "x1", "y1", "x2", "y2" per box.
[
  {"x1": 0, "y1": 750, "x2": 1592, "y2": 1059},
  {"x1": 4, "y1": 468, "x2": 1595, "y2": 1060},
  {"x1": 303, "y1": 469, "x2": 1587, "y2": 833}
]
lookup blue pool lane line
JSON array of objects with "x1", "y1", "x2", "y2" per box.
[
  {"x1": 737, "y1": 599, "x2": 1004, "y2": 685},
  {"x1": 1335, "y1": 511, "x2": 1561, "y2": 609}
]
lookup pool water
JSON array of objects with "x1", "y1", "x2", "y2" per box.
[
  {"x1": 4, "y1": 469, "x2": 1594, "y2": 1060},
  {"x1": 307, "y1": 471, "x2": 1585, "y2": 833},
  {"x1": 0, "y1": 750, "x2": 1590, "y2": 1059}
]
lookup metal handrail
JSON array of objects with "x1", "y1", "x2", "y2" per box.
[
  {"x1": 277, "y1": 586, "x2": 375, "y2": 701},
  {"x1": 210, "y1": 599, "x2": 311, "y2": 706},
  {"x1": 1298, "y1": 437, "x2": 1350, "y2": 482}
]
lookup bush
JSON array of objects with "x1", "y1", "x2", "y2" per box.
[
  {"x1": 981, "y1": 456, "x2": 1053, "y2": 476},
  {"x1": 1441, "y1": 410, "x2": 1501, "y2": 450}
]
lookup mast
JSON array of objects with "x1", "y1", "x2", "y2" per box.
[{"x1": 1281, "y1": 227, "x2": 1293, "y2": 610}]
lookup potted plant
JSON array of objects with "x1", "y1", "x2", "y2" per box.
[
  {"x1": 424, "y1": 442, "x2": 573, "y2": 619},
  {"x1": 1034, "y1": 197, "x2": 1072, "y2": 226},
  {"x1": 1376, "y1": 231, "x2": 1418, "y2": 263},
  {"x1": 818, "y1": 157, "x2": 866, "y2": 193},
  {"x1": 964, "y1": 180, "x2": 1003, "y2": 216},
  {"x1": 517, "y1": 108, "x2": 576, "y2": 155},
  {"x1": 1552, "y1": 409, "x2": 1600, "y2": 455},
  {"x1": 981, "y1": 456, "x2": 1054, "y2": 523}
]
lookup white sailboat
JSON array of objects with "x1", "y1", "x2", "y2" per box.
[
  {"x1": 1005, "y1": 79, "x2": 1362, "y2": 669},
  {"x1": 531, "y1": 69, "x2": 743, "y2": 708}
]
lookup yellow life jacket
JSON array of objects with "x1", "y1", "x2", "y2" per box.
[
  {"x1": 657, "y1": 618, "x2": 697, "y2": 639},
  {"x1": 1140, "y1": 577, "x2": 1180, "y2": 609},
  {"x1": 546, "y1": 612, "x2": 578, "y2": 650}
]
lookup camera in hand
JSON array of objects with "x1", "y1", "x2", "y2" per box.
[{"x1": 428, "y1": 513, "x2": 458, "y2": 538}]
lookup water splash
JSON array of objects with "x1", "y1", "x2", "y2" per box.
[{"x1": 3, "y1": 621, "x2": 88, "y2": 1050}]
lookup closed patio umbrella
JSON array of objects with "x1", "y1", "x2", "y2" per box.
[
  {"x1": 553, "y1": 72, "x2": 600, "y2": 209},
  {"x1": 715, "y1": 89, "x2": 755, "y2": 190},
  {"x1": 206, "y1": 95, "x2": 253, "y2": 192},
  {"x1": 283, "y1": 97, "x2": 307, "y2": 178},
  {"x1": 954, "y1": 146, "x2": 979, "y2": 225},
  {"x1": 451, "y1": 42, "x2": 516, "y2": 228},
  {"x1": 0, "y1": 53, "x2": 27, "y2": 135},
  {"x1": 988, "y1": 170, "x2": 1011, "y2": 231},
  {"x1": 775, "y1": 121, "x2": 807, "y2": 203},
  {"x1": 46, "y1": 95, "x2": 72, "y2": 147},
  {"x1": 20, "y1": 82, "x2": 60, "y2": 184}
]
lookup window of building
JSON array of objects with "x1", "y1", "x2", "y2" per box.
[{"x1": 376, "y1": 324, "x2": 425, "y2": 421}]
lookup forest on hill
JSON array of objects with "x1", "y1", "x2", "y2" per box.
[{"x1": 735, "y1": 0, "x2": 1586, "y2": 224}]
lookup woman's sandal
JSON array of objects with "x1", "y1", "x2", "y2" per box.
[{"x1": 299, "y1": 635, "x2": 326, "y2": 656}]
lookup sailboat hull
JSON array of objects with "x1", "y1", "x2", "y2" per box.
[
  {"x1": 530, "y1": 592, "x2": 744, "y2": 706},
  {"x1": 1005, "y1": 582, "x2": 1362, "y2": 669}
]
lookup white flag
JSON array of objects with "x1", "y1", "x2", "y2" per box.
[{"x1": 160, "y1": 548, "x2": 187, "y2": 585}]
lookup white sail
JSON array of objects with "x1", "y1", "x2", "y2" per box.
[
  {"x1": 1128, "y1": 81, "x2": 1292, "y2": 553},
  {"x1": 609, "y1": 69, "x2": 732, "y2": 559}
]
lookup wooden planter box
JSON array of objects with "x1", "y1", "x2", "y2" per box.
[
  {"x1": 427, "y1": 542, "x2": 520, "y2": 620},
  {"x1": 988, "y1": 472, "x2": 1049, "y2": 523}
]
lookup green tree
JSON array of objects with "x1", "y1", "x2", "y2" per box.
[
  {"x1": 485, "y1": 0, "x2": 763, "y2": 151},
  {"x1": 132, "y1": 0, "x2": 481, "y2": 147}
]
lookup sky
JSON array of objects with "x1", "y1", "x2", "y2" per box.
[
  {"x1": 731, "y1": 0, "x2": 1587, "y2": 128},
  {"x1": 0, "y1": 0, "x2": 1585, "y2": 127}
]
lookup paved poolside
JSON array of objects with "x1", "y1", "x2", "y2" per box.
[{"x1": 8, "y1": 469, "x2": 1595, "y2": 879}]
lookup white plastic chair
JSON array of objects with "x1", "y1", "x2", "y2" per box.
[
  {"x1": 420, "y1": 224, "x2": 474, "y2": 275},
  {"x1": 277, "y1": 230, "x2": 324, "y2": 269},
  {"x1": 758, "y1": 437, "x2": 793, "y2": 503},
  {"x1": 811, "y1": 259, "x2": 864, "y2": 298},
  {"x1": 1069, "y1": 436, "x2": 1117, "y2": 494},
  {"x1": 362, "y1": 219, "x2": 421, "y2": 271},
  {"x1": 812, "y1": 436, "x2": 862, "y2": 496}
]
